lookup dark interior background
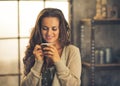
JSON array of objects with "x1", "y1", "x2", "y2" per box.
[{"x1": 70, "y1": 0, "x2": 120, "y2": 86}]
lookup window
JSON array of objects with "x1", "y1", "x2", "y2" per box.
[{"x1": 0, "y1": 0, "x2": 69, "y2": 86}]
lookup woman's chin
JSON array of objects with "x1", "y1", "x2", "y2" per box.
[{"x1": 45, "y1": 41, "x2": 54, "y2": 43}]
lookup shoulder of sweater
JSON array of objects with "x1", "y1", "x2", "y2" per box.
[
  {"x1": 66, "y1": 44, "x2": 79, "y2": 50},
  {"x1": 65, "y1": 44, "x2": 80, "y2": 52},
  {"x1": 63, "y1": 44, "x2": 80, "y2": 60}
]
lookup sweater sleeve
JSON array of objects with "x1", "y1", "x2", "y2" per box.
[
  {"x1": 21, "y1": 59, "x2": 44, "y2": 86},
  {"x1": 54, "y1": 45, "x2": 82, "y2": 86}
]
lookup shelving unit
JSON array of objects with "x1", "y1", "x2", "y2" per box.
[
  {"x1": 82, "y1": 61, "x2": 120, "y2": 70},
  {"x1": 80, "y1": 18, "x2": 120, "y2": 86}
]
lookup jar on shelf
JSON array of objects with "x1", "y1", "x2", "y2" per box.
[
  {"x1": 105, "y1": 48, "x2": 112, "y2": 63},
  {"x1": 99, "y1": 50, "x2": 105, "y2": 64}
]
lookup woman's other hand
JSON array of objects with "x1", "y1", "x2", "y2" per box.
[
  {"x1": 33, "y1": 44, "x2": 43, "y2": 61},
  {"x1": 42, "y1": 44, "x2": 61, "y2": 63}
]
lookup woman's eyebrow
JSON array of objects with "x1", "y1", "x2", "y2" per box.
[{"x1": 42, "y1": 26, "x2": 58, "y2": 28}]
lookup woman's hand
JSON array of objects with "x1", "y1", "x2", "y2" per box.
[
  {"x1": 33, "y1": 44, "x2": 43, "y2": 61},
  {"x1": 42, "y1": 44, "x2": 61, "y2": 63}
]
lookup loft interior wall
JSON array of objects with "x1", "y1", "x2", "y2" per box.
[
  {"x1": 71, "y1": 0, "x2": 96, "y2": 47},
  {"x1": 71, "y1": 0, "x2": 120, "y2": 86}
]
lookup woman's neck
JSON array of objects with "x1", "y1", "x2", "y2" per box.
[{"x1": 54, "y1": 41, "x2": 63, "y2": 56}]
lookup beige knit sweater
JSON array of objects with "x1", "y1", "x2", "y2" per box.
[{"x1": 21, "y1": 45, "x2": 82, "y2": 86}]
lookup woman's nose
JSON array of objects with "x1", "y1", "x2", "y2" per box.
[{"x1": 47, "y1": 29, "x2": 52, "y2": 35}]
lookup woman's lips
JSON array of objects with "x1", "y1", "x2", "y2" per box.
[{"x1": 46, "y1": 36, "x2": 53, "y2": 40}]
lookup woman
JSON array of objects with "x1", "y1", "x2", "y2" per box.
[{"x1": 21, "y1": 8, "x2": 82, "y2": 86}]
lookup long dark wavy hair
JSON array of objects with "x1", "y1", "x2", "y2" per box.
[{"x1": 23, "y1": 8, "x2": 71, "y2": 76}]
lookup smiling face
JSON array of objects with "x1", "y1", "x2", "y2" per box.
[{"x1": 41, "y1": 17, "x2": 60, "y2": 44}]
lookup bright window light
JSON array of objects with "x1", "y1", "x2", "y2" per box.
[
  {"x1": 0, "y1": 39, "x2": 18, "y2": 74},
  {"x1": 0, "y1": 1, "x2": 18, "y2": 37},
  {"x1": 19, "y1": 1, "x2": 44, "y2": 37}
]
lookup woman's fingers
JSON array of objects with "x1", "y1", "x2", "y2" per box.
[
  {"x1": 33, "y1": 44, "x2": 43, "y2": 61},
  {"x1": 42, "y1": 44, "x2": 60, "y2": 62},
  {"x1": 42, "y1": 45, "x2": 54, "y2": 55}
]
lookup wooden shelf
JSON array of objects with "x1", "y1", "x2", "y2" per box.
[
  {"x1": 80, "y1": 18, "x2": 120, "y2": 85},
  {"x1": 82, "y1": 61, "x2": 120, "y2": 70},
  {"x1": 80, "y1": 18, "x2": 120, "y2": 25}
]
